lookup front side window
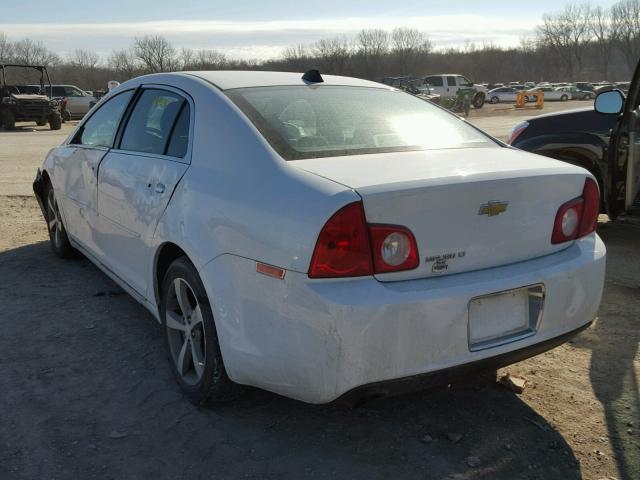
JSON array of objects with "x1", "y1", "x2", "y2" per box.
[
  {"x1": 65, "y1": 86, "x2": 84, "y2": 97},
  {"x1": 76, "y1": 90, "x2": 134, "y2": 148},
  {"x1": 119, "y1": 89, "x2": 186, "y2": 156},
  {"x1": 446, "y1": 76, "x2": 457, "y2": 87},
  {"x1": 226, "y1": 86, "x2": 495, "y2": 161}
]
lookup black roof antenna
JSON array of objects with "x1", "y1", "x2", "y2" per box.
[{"x1": 302, "y1": 69, "x2": 324, "y2": 83}]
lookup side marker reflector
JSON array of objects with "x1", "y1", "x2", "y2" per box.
[{"x1": 256, "y1": 262, "x2": 286, "y2": 279}]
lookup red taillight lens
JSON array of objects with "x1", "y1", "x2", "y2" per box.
[
  {"x1": 369, "y1": 225, "x2": 419, "y2": 273},
  {"x1": 551, "y1": 178, "x2": 600, "y2": 244},
  {"x1": 308, "y1": 202, "x2": 373, "y2": 278},
  {"x1": 579, "y1": 178, "x2": 600, "y2": 236},
  {"x1": 308, "y1": 202, "x2": 420, "y2": 278}
]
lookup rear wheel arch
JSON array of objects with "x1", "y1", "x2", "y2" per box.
[{"x1": 154, "y1": 242, "x2": 191, "y2": 307}]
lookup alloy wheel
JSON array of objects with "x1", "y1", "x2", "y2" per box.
[{"x1": 165, "y1": 278, "x2": 207, "y2": 385}]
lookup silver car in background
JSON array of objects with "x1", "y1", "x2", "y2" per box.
[{"x1": 47, "y1": 84, "x2": 97, "y2": 118}]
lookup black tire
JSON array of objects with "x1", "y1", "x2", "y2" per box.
[
  {"x1": 36, "y1": 119, "x2": 47, "y2": 127},
  {"x1": 473, "y1": 93, "x2": 485, "y2": 108},
  {"x1": 49, "y1": 112, "x2": 62, "y2": 130},
  {"x1": 561, "y1": 94, "x2": 569, "y2": 102},
  {"x1": 62, "y1": 110, "x2": 71, "y2": 122},
  {"x1": 2, "y1": 109, "x2": 15, "y2": 130},
  {"x1": 161, "y1": 257, "x2": 244, "y2": 405},
  {"x1": 490, "y1": 96, "x2": 499, "y2": 104},
  {"x1": 45, "y1": 184, "x2": 76, "y2": 258},
  {"x1": 585, "y1": 93, "x2": 593, "y2": 100}
]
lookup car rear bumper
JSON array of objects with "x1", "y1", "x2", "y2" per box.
[{"x1": 201, "y1": 234, "x2": 605, "y2": 404}]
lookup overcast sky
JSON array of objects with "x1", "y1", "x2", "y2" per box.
[{"x1": 0, "y1": 0, "x2": 620, "y2": 60}]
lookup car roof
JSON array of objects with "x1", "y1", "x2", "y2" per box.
[{"x1": 183, "y1": 71, "x2": 388, "y2": 91}]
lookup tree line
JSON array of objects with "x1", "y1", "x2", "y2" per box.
[{"x1": 1, "y1": 1, "x2": 640, "y2": 91}]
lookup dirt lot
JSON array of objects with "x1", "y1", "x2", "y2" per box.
[{"x1": 0, "y1": 102, "x2": 638, "y2": 480}]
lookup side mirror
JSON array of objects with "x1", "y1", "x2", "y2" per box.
[{"x1": 594, "y1": 90, "x2": 625, "y2": 115}]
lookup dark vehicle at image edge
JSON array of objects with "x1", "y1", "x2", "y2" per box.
[{"x1": 510, "y1": 61, "x2": 640, "y2": 220}]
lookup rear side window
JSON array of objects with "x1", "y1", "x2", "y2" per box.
[
  {"x1": 120, "y1": 89, "x2": 185, "y2": 156},
  {"x1": 51, "y1": 86, "x2": 66, "y2": 97},
  {"x1": 165, "y1": 103, "x2": 190, "y2": 158},
  {"x1": 76, "y1": 90, "x2": 134, "y2": 148},
  {"x1": 425, "y1": 76, "x2": 443, "y2": 87}
]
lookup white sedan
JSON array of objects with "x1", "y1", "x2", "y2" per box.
[
  {"x1": 33, "y1": 70, "x2": 606, "y2": 404},
  {"x1": 487, "y1": 87, "x2": 519, "y2": 103},
  {"x1": 526, "y1": 87, "x2": 572, "y2": 101}
]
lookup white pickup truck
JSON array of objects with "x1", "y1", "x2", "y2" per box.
[{"x1": 423, "y1": 74, "x2": 487, "y2": 108}]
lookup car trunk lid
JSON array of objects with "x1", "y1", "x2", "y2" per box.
[{"x1": 291, "y1": 147, "x2": 590, "y2": 281}]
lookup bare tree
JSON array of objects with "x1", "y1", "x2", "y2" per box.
[
  {"x1": 108, "y1": 49, "x2": 139, "y2": 78},
  {"x1": 589, "y1": 6, "x2": 617, "y2": 79},
  {"x1": 357, "y1": 29, "x2": 389, "y2": 77},
  {"x1": 611, "y1": 0, "x2": 640, "y2": 73},
  {"x1": 133, "y1": 35, "x2": 178, "y2": 73},
  {"x1": 12, "y1": 39, "x2": 60, "y2": 66},
  {"x1": 391, "y1": 27, "x2": 431, "y2": 74},
  {"x1": 68, "y1": 49, "x2": 99, "y2": 70},
  {"x1": 538, "y1": 3, "x2": 591, "y2": 77},
  {"x1": 313, "y1": 37, "x2": 352, "y2": 74},
  {"x1": 179, "y1": 48, "x2": 195, "y2": 70},
  {"x1": 0, "y1": 32, "x2": 13, "y2": 62}
]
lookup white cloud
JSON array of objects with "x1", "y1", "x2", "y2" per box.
[{"x1": 0, "y1": 15, "x2": 540, "y2": 60}]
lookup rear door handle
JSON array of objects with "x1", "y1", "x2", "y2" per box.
[{"x1": 155, "y1": 183, "x2": 165, "y2": 194}]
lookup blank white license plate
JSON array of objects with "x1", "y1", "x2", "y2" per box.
[{"x1": 468, "y1": 286, "x2": 542, "y2": 350}]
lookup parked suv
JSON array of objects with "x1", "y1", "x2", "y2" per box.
[
  {"x1": 0, "y1": 64, "x2": 61, "y2": 130},
  {"x1": 43, "y1": 84, "x2": 96, "y2": 118},
  {"x1": 423, "y1": 74, "x2": 487, "y2": 108}
]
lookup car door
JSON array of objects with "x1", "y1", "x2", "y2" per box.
[
  {"x1": 95, "y1": 86, "x2": 192, "y2": 296},
  {"x1": 54, "y1": 89, "x2": 135, "y2": 255},
  {"x1": 504, "y1": 88, "x2": 517, "y2": 102},
  {"x1": 605, "y1": 62, "x2": 640, "y2": 217},
  {"x1": 446, "y1": 76, "x2": 458, "y2": 97},
  {"x1": 424, "y1": 76, "x2": 445, "y2": 98},
  {"x1": 65, "y1": 86, "x2": 92, "y2": 116}
]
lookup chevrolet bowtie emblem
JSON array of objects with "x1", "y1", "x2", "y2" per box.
[{"x1": 478, "y1": 201, "x2": 509, "y2": 216}]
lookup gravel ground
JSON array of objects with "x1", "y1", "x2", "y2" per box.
[{"x1": 0, "y1": 103, "x2": 638, "y2": 479}]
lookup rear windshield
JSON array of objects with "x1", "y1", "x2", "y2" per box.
[{"x1": 226, "y1": 86, "x2": 495, "y2": 160}]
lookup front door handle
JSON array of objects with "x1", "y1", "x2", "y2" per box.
[{"x1": 155, "y1": 183, "x2": 165, "y2": 194}]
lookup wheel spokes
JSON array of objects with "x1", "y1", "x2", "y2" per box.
[
  {"x1": 174, "y1": 278, "x2": 193, "y2": 318},
  {"x1": 191, "y1": 339, "x2": 205, "y2": 379},
  {"x1": 166, "y1": 310, "x2": 186, "y2": 331},
  {"x1": 176, "y1": 337, "x2": 191, "y2": 376},
  {"x1": 166, "y1": 276, "x2": 207, "y2": 385}
]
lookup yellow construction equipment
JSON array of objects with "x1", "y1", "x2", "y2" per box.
[{"x1": 515, "y1": 90, "x2": 544, "y2": 109}]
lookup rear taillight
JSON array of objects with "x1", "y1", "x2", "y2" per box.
[
  {"x1": 308, "y1": 202, "x2": 419, "y2": 278},
  {"x1": 369, "y1": 225, "x2": 419, "y2": 273},
  {"x1": 508, "y1": 121, "x2": 529, "y2": 145},
  {"x1": 308, "y1": 202, "x2": 373, "y2": 278},
  {"x1": 551, "y1": 178, "x2": 600, "y2": 244}
]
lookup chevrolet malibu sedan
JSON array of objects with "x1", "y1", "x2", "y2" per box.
[{"x1": 33, "y1": 70, "x2": 606, "y2": 405}]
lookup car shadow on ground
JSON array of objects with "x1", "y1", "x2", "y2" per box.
[
  {"x1": 572, "y1": 222, "x2": 640, "y2": 480},
  {"x1": 0, "y1": 241, "x2": 583, "y2": 479}
]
